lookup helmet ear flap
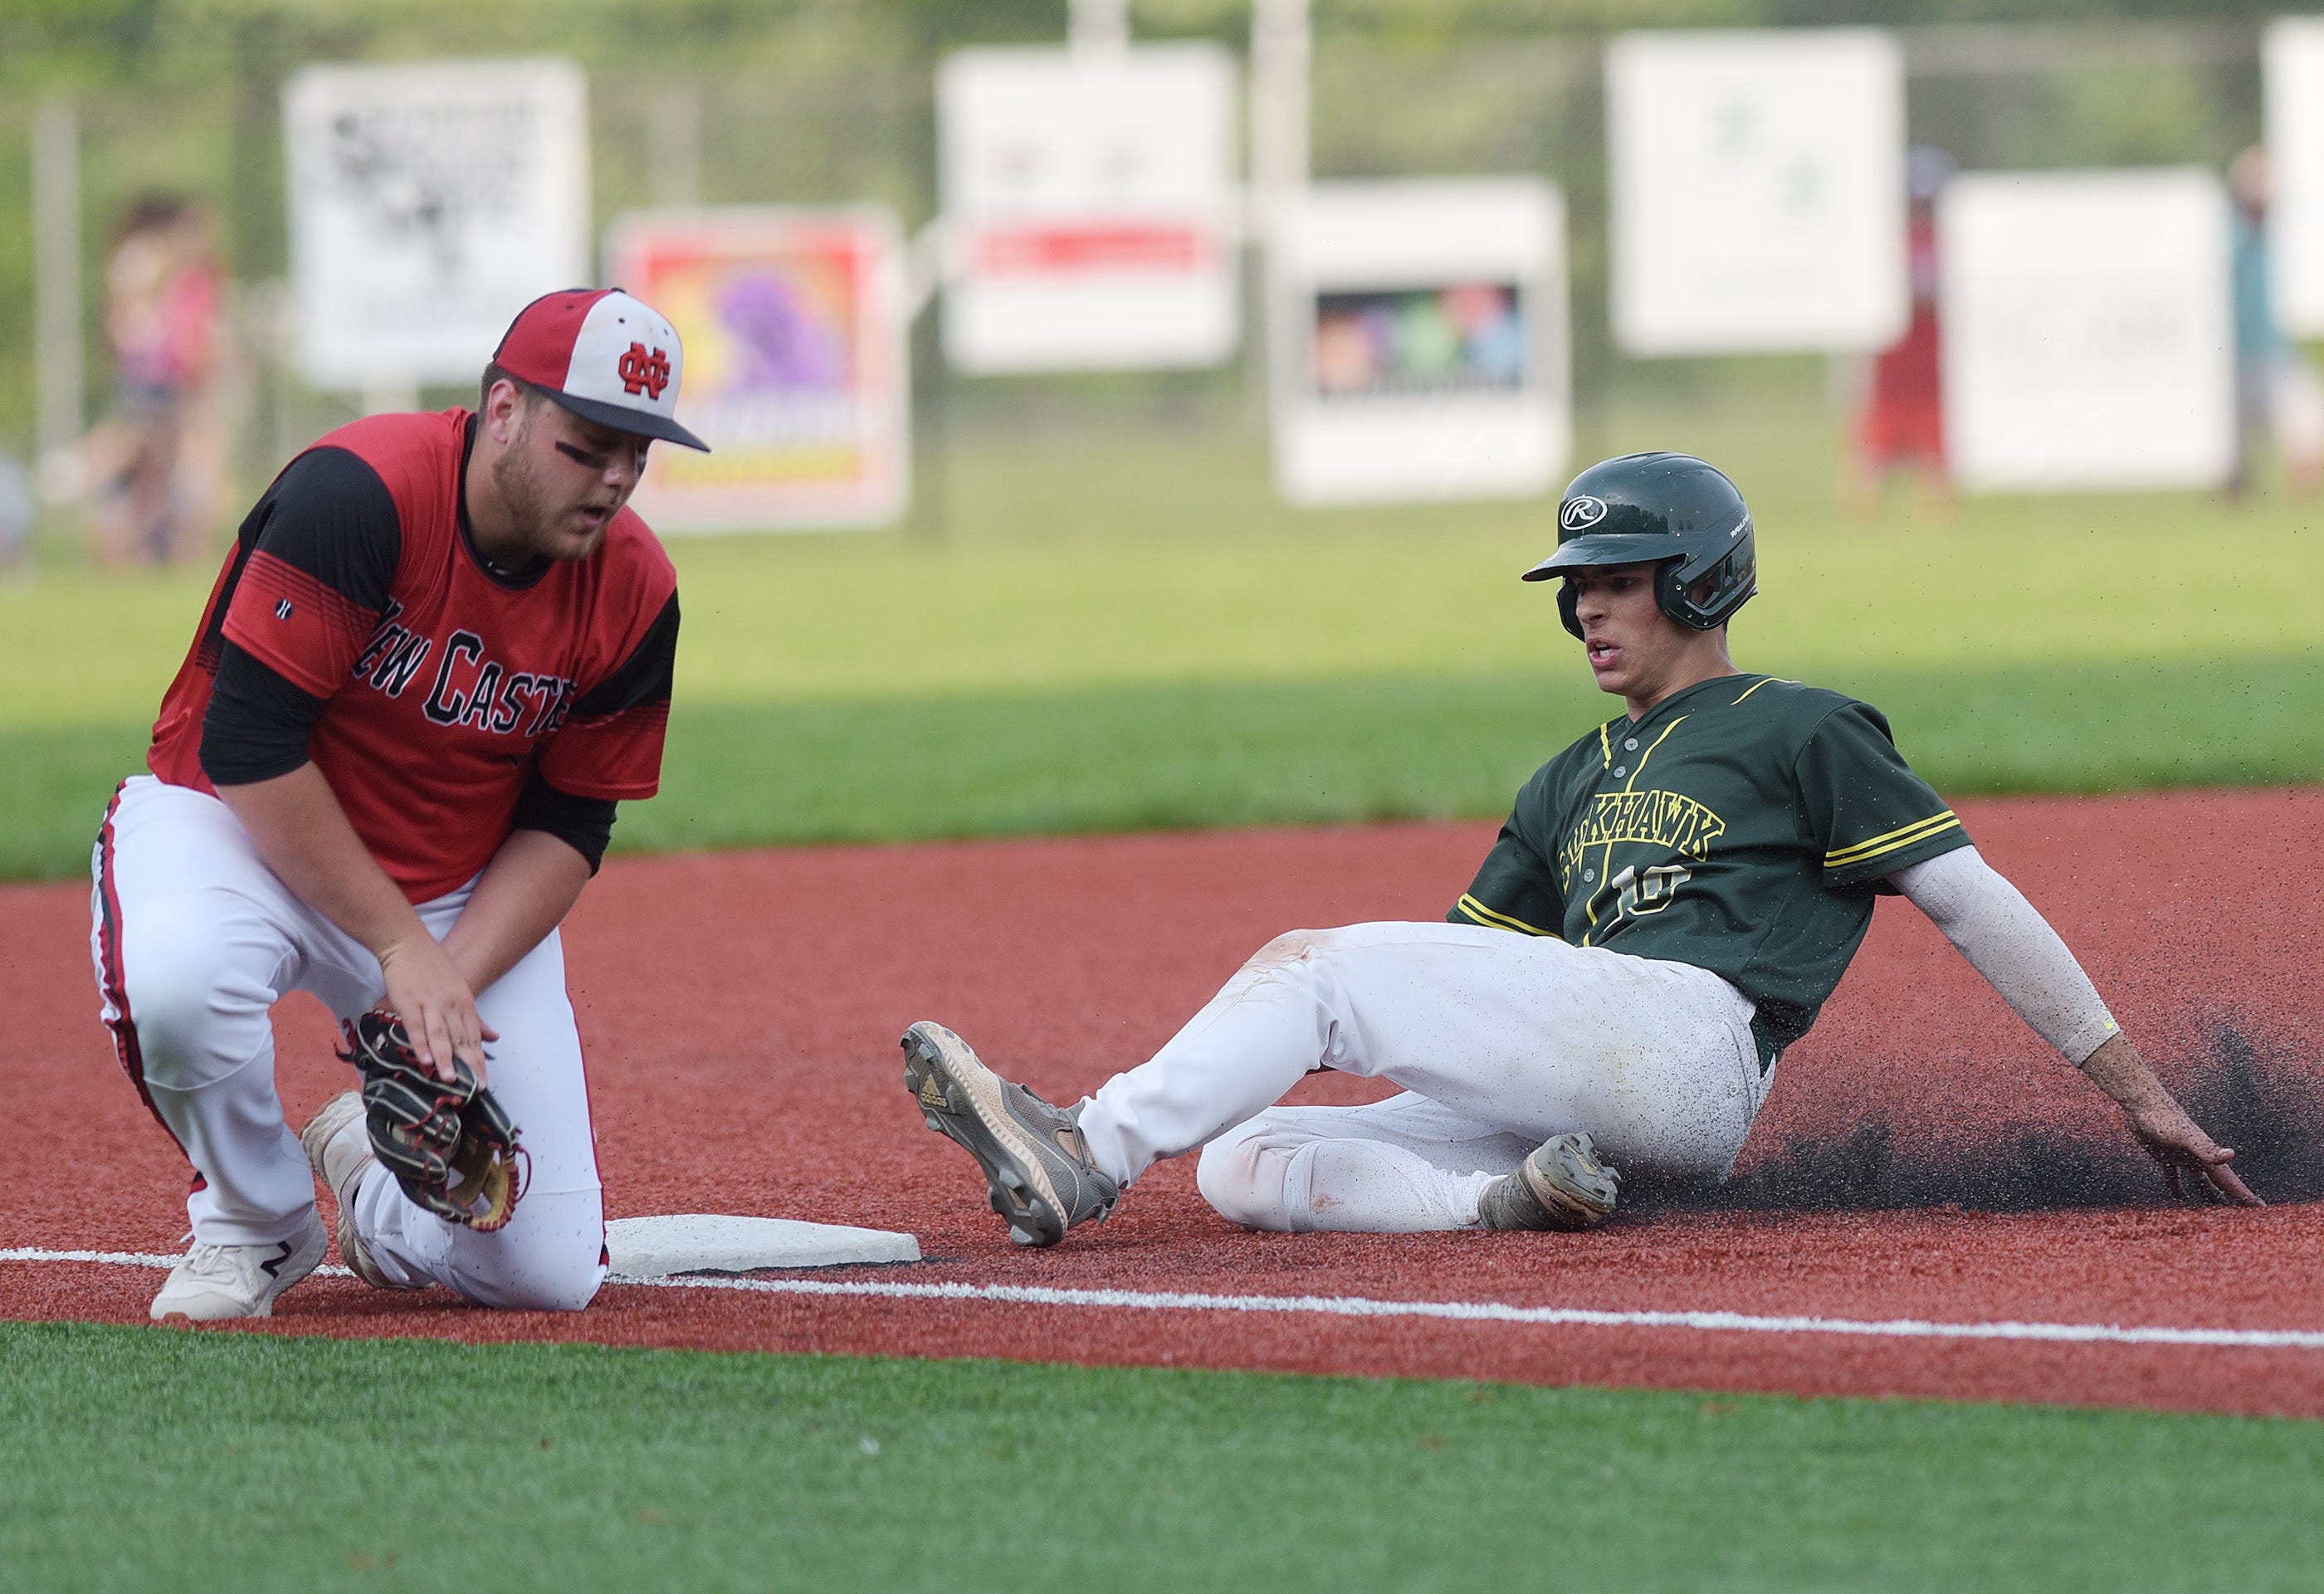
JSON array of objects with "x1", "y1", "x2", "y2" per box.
[
  {"x1": 1555, "y1": 579, "x2": 1584, "y2": 639},
  {"x1": 1653, "y1": 560, "x2": 1697, "y2": 629},
  {"x1": 1658, "y1": 539, "x2": 1756, "y2": 630}
]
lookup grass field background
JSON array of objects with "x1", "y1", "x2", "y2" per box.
[
  {"x1": 8, "y1": 1321, "x2": 2323, "y2": 1594},
  {"x1": 12, "y1": 405, "x2": 2324, "y2": 1587},
  {"x1": 2, "y1": 411, "x2": 2319, "y2": 880}
]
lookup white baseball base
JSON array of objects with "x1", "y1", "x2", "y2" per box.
[{"x1": 604, "y1": 1215, "x2": 920, "y2": 1278}]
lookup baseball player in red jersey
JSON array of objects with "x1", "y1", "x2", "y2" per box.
[{"x1": 92, "y1": 289, "x2": 707, "y2": 1321}]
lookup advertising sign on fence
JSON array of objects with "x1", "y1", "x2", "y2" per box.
[
  {"x1": 1270, "y1": 179, "x2": 1569, "y2": 506},
  {"x1": 607, "y1": 207, "x2": 910, "y2": 531},
  {"x1": 285, "y1": 57, "x2": 589, "y2": 390},
  {"x1": 938, "y1": 43, "x2": 1239, "y2": 373},
  {"x1": 1940, "y1": 170, "x2": 2234, "y2": 493},
  {"x1": 1607, "y1": 28, "x2": 1906, "y2": 356},
  {"x1": 2265, "y1": 18, "x2": 2324, "y2": 335}
]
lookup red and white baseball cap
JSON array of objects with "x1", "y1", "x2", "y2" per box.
[{"x1": 491, "y1": 288, "x2": 710, "y2": 451}]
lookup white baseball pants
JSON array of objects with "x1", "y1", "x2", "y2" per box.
[
  {"x1": 90, "y1": 776, "x2": 604, "y2": 1309},
  {"x1": 1074, "y1": 921, "x2": 1769, "y2": 1233}
]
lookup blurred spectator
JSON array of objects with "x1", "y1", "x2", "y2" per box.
[
  {"x1": 2229, "y1": 146, "x2": 2324, "y2": 498},
  {"x1": 0, "y1": 450, "x2": 32, "y2": 573},
  {"x1": 43, "y1": 195, "x2": 233, "y2": 567},
  {"x1": 1845, "y1": 146, "x2": 1952, "y2": 514}
]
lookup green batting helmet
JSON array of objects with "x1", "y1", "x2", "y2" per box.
[{"x1": 1523, "y1": 452, "x2": 1757, "y2": 639}]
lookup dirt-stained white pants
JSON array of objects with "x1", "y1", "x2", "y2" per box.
[
  {"x1": 90, "y1": 776, "x2": 605, "y2": 1309},
  {"x1": 1075, "y1": 921, "x2": 1769, "y2": 1233}
]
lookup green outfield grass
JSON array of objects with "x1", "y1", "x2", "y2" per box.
[
  {"x1": 2, "y1": 425, "x2": 2317, "y2": 880},
  {"x1": 3, "y1": 1322, "x2": 2319, "y2": 1593},
  {"x1": 5, "y1": 434, "x2": 2320, "y2": 724},
  {"x1": 12, "y1": 407, "x2": 2324, "y2": 714},
  {"x1": 11, "y1": 651, "x2": 2322, "y2": 882}
]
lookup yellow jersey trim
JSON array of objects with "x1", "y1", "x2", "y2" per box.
[
  {"x1": 1825, "y1": 811, "x2": 1961, "y2": 869},
  {"x1": 1629, "y1": 716, "x2": 1687, "y2": 782},
  {"x1": 1584, "y1": 714, "x2": 1688, "y2": 946},
  {"x1": 1455, "y1": 894, "x2": 1555, "y2": 938},
  {"x1": 1597, "y1": 723, "x2": 1614, "y2": 768},
  {"x1": 1731, "y1": 676, "x2": 1796, "y2": 705}
]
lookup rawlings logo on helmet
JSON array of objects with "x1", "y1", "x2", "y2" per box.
[{"x1": 1560, "y1": 495, "x2": 1608, "y2": 531}]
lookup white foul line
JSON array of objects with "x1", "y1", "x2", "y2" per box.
[
  {"x1": 7, "y1": 1245, "x2": 2323, "y2": 1353},
  {"x1": 627, "y1": 1273, "x2": 2324, "y2": 1351}
]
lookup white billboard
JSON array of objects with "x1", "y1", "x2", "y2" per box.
[
  {"x1": 939, "y1": 43, "x2": 1238, "y2": 373},
  {"x1": 286, "y1": 57, "x2": 590, "y2": 390},
  {"x1": 1940, "y1": 170, "x2": 2234, "y2": 493},
  {"x1": 1607, "y1": 28, "x2": 1906, "y2": 356},
  {"x1": 608, "y1": 207, "x2": 910, "y2": 532},
  {"x1": 2265, "y1": 17, "x2": 2324, "y2": 335},
  {"x1": 1270, "y1": 179, "x2": 1569, "y2": 507}
]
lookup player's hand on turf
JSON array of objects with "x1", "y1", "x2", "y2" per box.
[
  {"x1": 377, "y1": 935, "x2": 497, "y2": 1085},
  {"x1": 2081, "y1": 1034, "x2": 2262, "y2": 1206},
  {"x1": 2125, "y1": 1104, "x2": 2263, "y2": 1206}
]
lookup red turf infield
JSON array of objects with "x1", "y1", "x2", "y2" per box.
[{"x1": 5, "y1": 789, "x2": 2322, "y2": 1417}]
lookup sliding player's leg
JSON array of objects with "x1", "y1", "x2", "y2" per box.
[{"x1": 1195, "y1": 1091, "x2": 1538, "y2": 1232}]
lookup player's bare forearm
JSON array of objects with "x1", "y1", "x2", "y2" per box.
[
  {"x1": 213, "y1": 764, "x2": 429, "y2": 959},
  {"x1": 214, "y1": 764, "x2": 490, "y2": 1080},
  {"x1": 2079, "y1": 1032, "x2": 2263, "y2": 1206},
  {"x1": 2077, "y1": 1032, "x2": 2181, "y2": 1117},
  {"x1": 440, "y1": 828, "x2": 593, "y2": 997}
]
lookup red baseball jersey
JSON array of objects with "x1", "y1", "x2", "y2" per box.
[{"x1": 149, "y1": 408, "x2": 679, "y2": 902}]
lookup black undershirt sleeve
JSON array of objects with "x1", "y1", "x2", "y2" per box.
[
  {"x1": 564, "y1": 592, "x2": 680, "y2": 723},
  {"x1": 248, "y1": 446, "x2": 402, "y2": 604},
  {"x1": 200, "y1": 642, "x2": 326, "y2": 785},
  {"x1": 510, "y1": 769, "x2": 618, "y2": 874},
  {"x1": 198, "y1": 445, "x2": 403, "y2": 785}
]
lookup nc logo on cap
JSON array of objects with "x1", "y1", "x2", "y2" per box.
[
  {"x1": 1560, "y1": 495, "x2": 1608, "y2": 531},
  {"x1": 491, "y1": 287, "x2": 711, "y2": 451},
  {"x1": 618, "y1": 342, "x2": 671, "y2": 401}
]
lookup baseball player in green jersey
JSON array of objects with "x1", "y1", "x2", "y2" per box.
[{"x1": 903, "y1": 451, "x2": 2260, "y2": 1246}]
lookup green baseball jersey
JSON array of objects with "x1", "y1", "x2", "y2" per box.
[{"x1": 1449, "y1": 673, "x2": 1970, "y2": 1066}]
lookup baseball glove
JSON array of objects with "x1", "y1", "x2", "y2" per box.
[{"x1": 338, "y1": 1008, "x2": 525, "y2": 1232}]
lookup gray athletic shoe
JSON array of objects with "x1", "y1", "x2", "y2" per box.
[
  {"x1": 1477, "y1": 1132, "x2": 1622, "y2": 1232},
  {"x1": 901, "y1": 1021, "x2": 1120, "y2": 1247},
  {"x1": 301, "y1": 1090, "x2": 423, "y2": 1292}
]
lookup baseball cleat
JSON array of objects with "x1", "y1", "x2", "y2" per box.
[
  {"x1": 301, "y1": 1089, "x2": 423, "y2": 1292},
  {"x1": 901, "y1": 1021, "x2": 1120, "y2": 1248},
  {"x1": 148, "y1": 1207, "x2": 328, "y2": 1322},
  {"x1": 1477, "y1": 1132, "x2": 1622, "y2": 1232}
]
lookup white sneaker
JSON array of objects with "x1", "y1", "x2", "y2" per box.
[
  {"x1": 149, "y1": 1208, "x2": 328, "y2": 1322},
  {"x1": 301, "y1": 1090, "x2": 423, "y2": 1292}
]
